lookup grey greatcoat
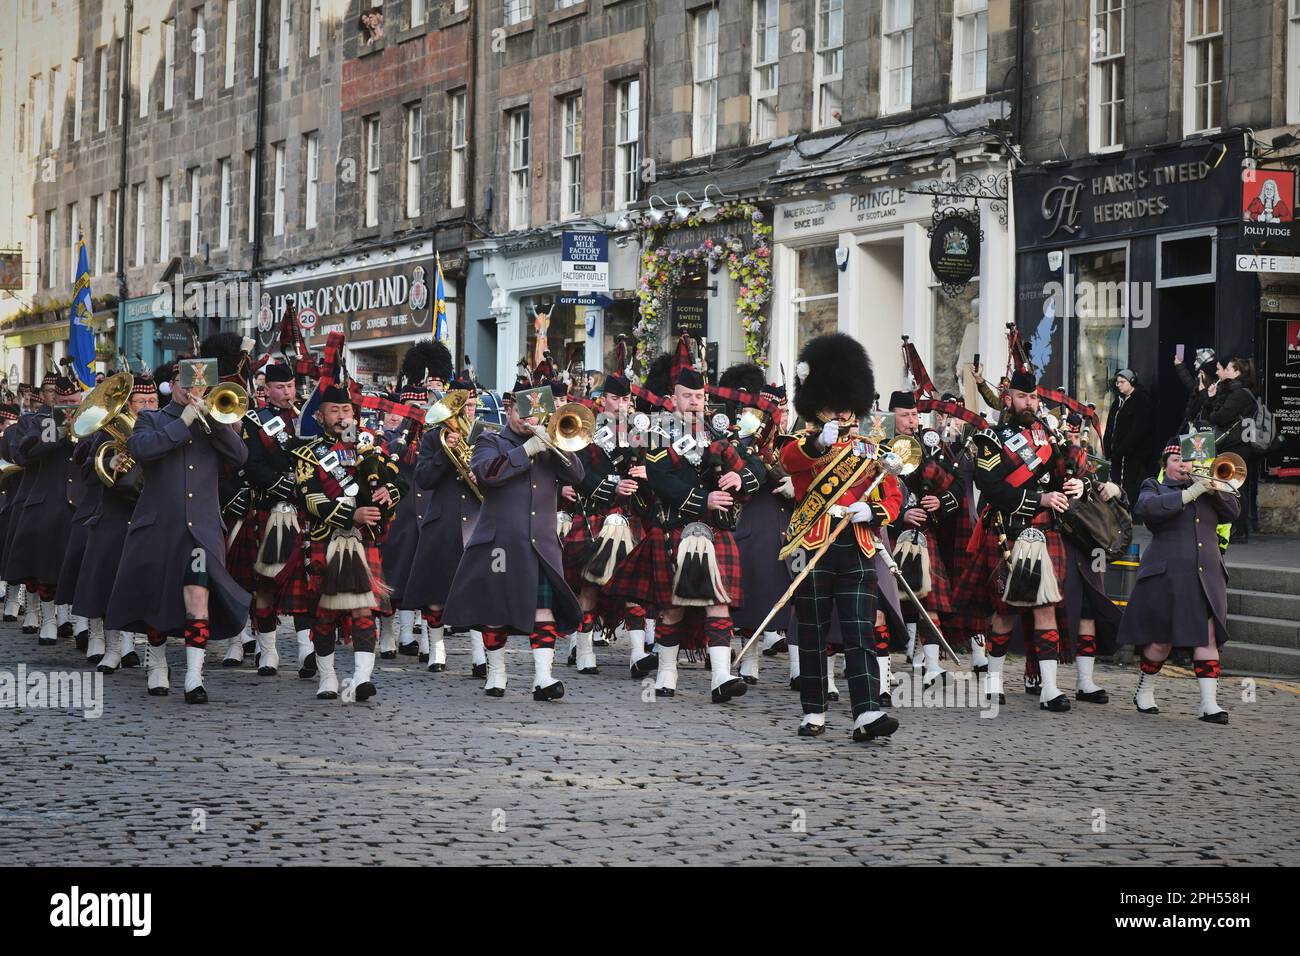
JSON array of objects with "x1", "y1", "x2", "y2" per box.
[
  {"x1": 379, "y1": 430, "x2": 422, "y2": 608},
  {"x1": 1118, "y1": 475, "x2": 1239, "y2": 648},
  {"x1": 105, "y1": 401, "x2": 251, "y2": 639},
  {"x1": 402, "y1": 424, "x2": 481, "y2": 610},
  {"x1": 733, "y1": 484, "x2": 794, "y2": 631},
  {"x1": 4, "y1": 408, "x2": 75, "y2": 587},
  {"x1": 54, "y1": 438, "x2": 99, "y2": 605},
  {"x1": 0, "y1": 427, "x2": 23, "y2": 570},
  {"x1": 72, "y1": 433, "x2": 136, "y2": 620},
  {"x1": 443, "y1": 425, "x2": 584, "y2": 635}
]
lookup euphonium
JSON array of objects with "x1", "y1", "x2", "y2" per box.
[
  {"x1": 70, "y1": 372, "x2": 140, "y2": 492},
  {"x1": 426, "y1": 390, "x2": 482, "y2": 501}
]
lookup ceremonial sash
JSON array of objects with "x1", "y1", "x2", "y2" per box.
[
  {"x1": 780, "y1": 440, "x2": 877, "y2": 559},
  {"x1": 1002, "y1": 427, "x2": 1053, "y2": 488}
]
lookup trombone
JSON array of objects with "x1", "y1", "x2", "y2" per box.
[
  {"x1": 192, "y1": 382, "x2": 250, "y2": 434},
  {"x1": 536, "y1": 402, "x2": 596, "y2": 465},
  {"x1": 1192, "y1": 452, "x2": 1247, "y2": 497}
]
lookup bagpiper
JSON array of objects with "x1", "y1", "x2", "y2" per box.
[
  {"x1": 954, "y1": 368, "x2": 1080, "y2": 711},
  {"x1": 242, "y1": 361, "x2": 314, "y2": 678},
  {"x1": 780, "y1": 333, "x2": 902, "y2": 741},
  {"x1": 443, "y1": 386, "x2": 586, "y2": 700},
  {"x1": 292, "y1": 383, "x2": 406, "y2": 703},
  {"x1": 104, "y1": 337, "x2": 253, "y2": 703},
  {"x1": 1119, "y1": 439, "x2": 1238, "y2": 724},
  {"x1": 558, "y1": 372, "x2": 655, "y2": 678},
  {"x1": 606, "y1": 353, "x2": 764, "y2": 704}
]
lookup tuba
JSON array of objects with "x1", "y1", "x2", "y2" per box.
[
  {"x1": 71, "y1": 372, "x2": 142, "y2": 495},
  {"x1": 426, "y1": 389, "x2": 482, "y2": 501}
]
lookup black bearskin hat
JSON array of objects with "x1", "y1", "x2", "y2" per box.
[
  {"x1": 200, "y1": 332, "x2": 246, "y2": 379},
  {"x1": 638, "y1": 352, "x2": 675, "y2": 412},
  {"x1": 717, "y1": 361, "x2": 767, "y2": 417},
  {"x1": 400, "y1": 340, "x2": 453, "y2": 390},
  {"x1": 793, "y1": 332, "x2": 874, "y2": 422}
]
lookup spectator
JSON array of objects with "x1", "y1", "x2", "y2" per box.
[
  {"x1": 1103, "y1": 369, "x2": 1155, "y2": 510},
  {"x1": 1203, "y1": 357, "x2": 1259, "y2": 542},
  {"x1": 1174, "y1": 356, "x2": 1217, "y2": 433}
]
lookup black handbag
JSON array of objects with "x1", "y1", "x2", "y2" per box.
[{"x1": 1060, "y1": 493, "x2": 1133, "y2": 559}]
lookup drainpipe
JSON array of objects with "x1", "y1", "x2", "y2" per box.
[
  {"x1": 115, "y1": 1, "x2": 134, "y2": 366},
  {"x1": 251, "y1": 0, "x2": 269, "y2": 278}
]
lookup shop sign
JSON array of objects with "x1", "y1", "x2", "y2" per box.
[
  {"x1": 561, "y1": 232, "x2": 609, "y2": 294},
  {"x1": 929, "y1": 214, "x2": 981, "y2": 289}
]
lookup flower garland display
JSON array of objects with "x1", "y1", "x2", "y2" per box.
[{"x1": 634, "y1": 202, "x2": 773, "y2": 374}]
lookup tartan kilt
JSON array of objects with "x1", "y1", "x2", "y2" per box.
[
  {"x1": 606, "y1": 524, "x2": 743, "y2": 610},
  {"x1": 951, "y1": 515, "x2": 1066, "y2": 618},
  {"x1": 226, "y1": 507, "x2": 262, "y2": 592},
  {"x1": 250, "y1": 505, "x2": 314, "y2": 613},
  {"x1": 561, "y1": 511, "x2": 643, "y2": 591},
  {"x1": 307, "y1": 536, "x2": 393, "y2": 616}
]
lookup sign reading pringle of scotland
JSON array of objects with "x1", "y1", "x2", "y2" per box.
[{"x1": 561, "y1": 231, "x2": 610, "y2": 294}]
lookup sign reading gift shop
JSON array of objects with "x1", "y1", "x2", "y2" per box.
[
  {"x1": 561, "y1": 232, "x2": 609, "y2": 294},
  {"x1": 261, "y1": 259, "x2": 432, "y2": 350},
  {"x1": 1014, "y1": 140, "x2": 1243, "y2": 251}
]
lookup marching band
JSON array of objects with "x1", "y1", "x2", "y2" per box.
[{"x1": 0, "y1": 320, "x2": 1242, "y2": 741}]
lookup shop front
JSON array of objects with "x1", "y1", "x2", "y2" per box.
[
  {"x1": 473, "y1": 232, "x2": 641, "y2": 390},
  {"x1": 117, "y1": 294, "x2": 169, "y2": 374},
  {"x1": 259, "y1": 240, "x2": 450, "y2": 392},
  {"x1": 1013, "y1": 136, "x2": 1252, "y2": 447},
  {"x1": 4, "y1": 304, "x2": 116, "y2": 388},
  {"x1": 769, "y1": 164, "x2": 1012, "y2": 403}
]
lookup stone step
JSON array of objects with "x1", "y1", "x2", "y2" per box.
[
  {"x1": 1227, "y1": 588, "x2": 1300, "y2": 621},
  {"x1": 1225, "y1": 563, "x2": 1300, "y2": 594},
  {"x1": 1220, "y1": 642, "x2": 1300, "y2": 678},
  {"x1": 1227, "y1": 613, "x2": 1300, "y2": 650}
]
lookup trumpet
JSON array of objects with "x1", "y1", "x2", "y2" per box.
[{"x1": 1192, "y1": 452, "x2": 1247, "y2": 496}]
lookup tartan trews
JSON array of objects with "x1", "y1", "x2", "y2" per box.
[{"x1": 792, "y1": 535, "x2": 882, "y2": 719}]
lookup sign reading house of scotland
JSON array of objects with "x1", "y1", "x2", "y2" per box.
[{"x1": 262, "y1": 259, "x2": 432, "y2": 349}]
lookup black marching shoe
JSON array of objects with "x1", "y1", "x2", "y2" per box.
[
  {"x1": 762, "y1": 637, "x2": 788, "y2": 656},
  {"x1": 742, "y1": 675, "x2": 758, "y2": 685},
  {"x1": 880, "y1": 691, "x2": 893, "y2": 708},
  {"x1": 986, "y1": 693, "x2": 1007, "y2": 705},
  {"x1": 630, "y1": 655, "x2": 658, "y2": 679},
  {"x1": 185, "y1": 686, "x2": 208, "y2": 705},
  {"x1": 533, "y1": 681, "x2": 565, "y2": 701},
  {"x1": 243, "y1": 640, "x2": 256, "y2": 658},
  {"x1": 1040, "y1": 693, "x2": 1071, "y2": 712},
  {"x1": 37, "y1": 635, "x2": 57, "y2": 646},
  {"x1": 354, "y1": 682, "x2": 377, "y2": 703},
  {"x1": 797, "y1": 721, "x2": 826, "y2": 737},
  {"x1": 418, "y1": 652, "x2": 429, "y2": 664},
  {"x1": 398, "y1": 642, "x2": 419, "y2": 657},
  {"x1": 428, "y1": 662, "x2": 447, "y2": 673},
  {"x1": 852, "y1": 715, "x2": 900, "y2": 742},
  {"x1": 298, "y1": 653, "x2": 317, "y2": 679},
  {"x1": 316, "y1": 689, "x2": 338, "y2": 701},
  {"x1": 74, "y1": 630, "x2": 89, "y2": 651},
  {"x1": 826, "y1": 689, "x2": 839, "y2": 702},
  {"x1": 22, "y1": 626, "x2": 37, "y2": 636},
  {"x1": 1076, "y1": 688, "x2": 1109, "y2": 704},
  {"x1": 1134, "y1": 699, "x2": 1160, "y2": 715},
  {"x1": 58, "y1": 621, "x2": 74, "y2": 639},
  {"x1": 567, "y1": 647, "x2": 577, "y2": 667},
  {"x1": 578, "y1": 665, "x2": 599, "y2": 675},
  {"x1": 654, "y1": 687, "x2": 675, "y2": 698},
  {"x1": 121, "y1": 651, "x2": 141, "y2": 668},
  {"x1": 1199, "y1": 710, "x2": 1229, "y2": 725},
  {"x1": 379, "y1": 650, "x2": 397, "y2": 660},
  {"x1": 2, "y1": 613, "x2": 14, "y2": 622},
  {"x1": 710, "y1": 678, "x2": 748, "y2": 704},
  {"x1": 592, "y1": 635, "x2": 610, "y2": 647},
  {"x1": 485, "y1": 687, "x2": 505, "y2": 698},
  {"x1": 148, "y1": 685, "x2": 169, "y2": 697},
  {"x1": 789, "y1": 677, "x2": 799, "y2": 691},
  {"x1": 472, "y1": 663, "x2": 488, "y2": 679}
]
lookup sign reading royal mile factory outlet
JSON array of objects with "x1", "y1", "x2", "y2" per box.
[
  {"x1": 258, "y1": 259, "x2": 433, "y2": 350},
  {"x1": 1014, "y1": 141, "x2": 1243, "y2": 251}
]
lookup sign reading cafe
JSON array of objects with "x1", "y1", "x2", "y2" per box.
[{"x1": 259, "y1": 260, "x2": 432, "y2": 349}]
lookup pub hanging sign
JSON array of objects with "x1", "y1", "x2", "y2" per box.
[{"x1": 928, "y1": 212, "x2": 982, "y2": 296}]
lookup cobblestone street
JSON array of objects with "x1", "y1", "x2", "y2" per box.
[{"x1": 2, "y1": 622, "x2": 1298, "y2": 866}]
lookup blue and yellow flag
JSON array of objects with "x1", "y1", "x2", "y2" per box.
[
  {"x1": 68, "y1": 231, "x2": 96, "y2": 390},
  {"x1": 434, "y1": 251, "x2": 449, "y2": 346}
]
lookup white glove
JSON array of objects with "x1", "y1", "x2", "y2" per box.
[
  {"x1": 180, "y1": 403, "x2": 202, "y2": 426},
  {"x1": 1099, "y1": 481, "x2": 1121, "y2": 502},
  {"x1": 523, "y1": 435, "x2": 548, "y2": 458},
  {"x1": 775, "y1": 475, "x2": 795, "y2": 499},
  {"x1": 847, "y1": 500, "x2": 875, "y2": 524},
  {"x1": 1181, "y1": 477, "x2": 1212, "y2": 504},
  {"x1": 817, "y1": 420, "x2": 840, "y2": 450}
]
